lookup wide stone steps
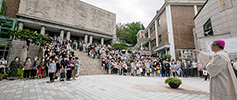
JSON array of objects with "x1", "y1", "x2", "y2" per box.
[{"x1": 74, "y1": 50, "x2": 107, "y2": 76}]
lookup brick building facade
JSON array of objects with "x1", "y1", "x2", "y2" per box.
[
  {"x1": 5, "y1": 0, "x2": 21, "y2": 18},
  {"x1": 134, "y1": 0, "x2": 205, "y2": 61}
]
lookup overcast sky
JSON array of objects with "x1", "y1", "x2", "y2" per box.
[{"x1": 80, "y1": 0, "x2": 164, "y2": 27}]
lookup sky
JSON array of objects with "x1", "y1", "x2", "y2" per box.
[{"x1": 80, "y1": 0, "x2": 164, "y2": 27}]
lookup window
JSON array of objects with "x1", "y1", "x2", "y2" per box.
[
  {"x1": 158, "y1": 18, "x2": 161, "y2": 27},
  {"x1": 159, "y1": 35, "x2": 162, "y2": 43},
  {"x1": 151, "y1": 39, "x2": 156, "y2": 47},
  {"x1": 150, "y1": 24, "x2": 155, "y2": 34},
  {"x1": 178, "y1": 49, "x2": 195, "y2": 59},
  {"x1": 203, "y1": 18, "x2": 213, "y2": 36},
  {"x1": 145, "y1": 32, "x2": 149, "y2": 38}
]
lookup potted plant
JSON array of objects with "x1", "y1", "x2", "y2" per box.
[{"x1": 165, "y1": 77, "x2": 182, "y2": 89}]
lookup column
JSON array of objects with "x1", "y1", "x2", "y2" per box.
[
  {"x1": 18, "y1": 22, "x2": 24, "y2": 31},
  {"x1": 166, "y1": 5, "x2": 176, "y2": 61},
  {"x1": 141, "y1": 42, "x2": 143, "y2": 50},
  {"x1": 84, "y1": 34, "x2": 88, "y2": 43},
  {"x1": 66, "y1": 31, "x2": 70, "y2": 40},
  {"x1": 155, "y1": 19, "x2": 159, "y2": 47},
  {"x1": 60, "y1": 30, "x2": 64, "y2": 39},
  {"x1": 194, "y1": 5, "x2": 198, "y2": 15},
  {"x1": 112, "y1": 35, "x2": 117, "y2": 44},
  {"x1": 165, "y1": 49, "x2": 168, "y2": 54},
  {"x1": 101, "y1": 38, "x2": 104, "y2": 45},
  {"x1": 40, "y1": 26, "x2": 46, "y2": 36},
  {"x1": 89, "y1": 35, "x2": 93, "y2": 44}
]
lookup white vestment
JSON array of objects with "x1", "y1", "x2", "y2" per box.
[{"x1": 198, "y1": 50, "x2": 237, "y2": 100}]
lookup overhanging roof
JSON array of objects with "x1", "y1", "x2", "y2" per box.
[
  {"x1": 153, "y1": 43, "x2": 170, "y2": 52},
  {"x1": 132, "y1": 38, "x2": 151, "y2": 50}
]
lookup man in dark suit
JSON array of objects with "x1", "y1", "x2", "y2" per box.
[
  {"x1": 181, "y1": 59, "x2": 188, "y2": 78},
  {"x1": 164, "y1": 60, "x2": 170, "y2": 77}
]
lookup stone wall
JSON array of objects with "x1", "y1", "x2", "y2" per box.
[
  {"x1": 194, "y1": 0, "x2": 237, "y2": 52},
  {"x1": 18, "y1": 0, "x2": 116, "y2": 35},
  {"x1": 8, "y1": 40, "x2": 40, "y2": 63}
]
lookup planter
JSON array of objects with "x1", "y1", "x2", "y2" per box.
[{"x1": 168, "y1": 82, "x2": 180, "y2": 89}]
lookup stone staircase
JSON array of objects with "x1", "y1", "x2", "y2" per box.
[{"x1": 74, "y1": 50, "x2": 107, "y2": 76}]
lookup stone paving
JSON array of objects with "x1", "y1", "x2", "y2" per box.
[{"x1": 0, "y1": 75, "x2": 210, "y2": 100}]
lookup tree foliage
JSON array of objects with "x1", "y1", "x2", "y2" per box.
[
  {"x1": 116, "y1": 22, "x2": 145, "y2": 46},
  {"x1": 6, "y1": 29, "x2": 50, "y2": 48},
  {"x1": 111, "y1": 42, "x2": 129, "y2": 50}
]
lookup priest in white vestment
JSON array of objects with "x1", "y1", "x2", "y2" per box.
[{"x1": 193, "y1": 40, "x2": 237, "y2": 100}]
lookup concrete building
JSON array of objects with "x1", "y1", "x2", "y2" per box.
[
  {"x1": 193, "y1": 0, "x2": 237, "y2": 60},
  {"x1": 2, "y1": 0, "x2": 116, "y2": 62},
  {"x1": 133, "y1": 0, "x2": 205, "y2": 61}
]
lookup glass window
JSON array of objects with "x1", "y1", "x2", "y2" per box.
[
  {"x1": 158, "y1": 18, "x2": 161, "y2": 27},
  {"x1": 159, "y1": 35, "x2": 162, "y2": 43},
  {"x1": 203, "y1": 18, "x2": 213, "y2": 36},
  {"x1": 145, "y1": 32, "x2": 149, "y2": 38},
  {"x1": 151, "y1": 39, "x2": 156, "y2": 47},
  {"x1": 150, "y1": 24, "x2": 155, "y2": 34}
]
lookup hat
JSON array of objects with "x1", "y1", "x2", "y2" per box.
[{"x1": 216, "y1": 40, "x2": 225, "y2": 47}]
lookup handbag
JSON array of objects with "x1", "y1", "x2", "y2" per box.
[{"x1": 203, "y1": 70, "x2": 208, "y2": 76}]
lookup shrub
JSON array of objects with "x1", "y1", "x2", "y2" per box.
[{"x1": 165, "y1": 77, "x2": 182, "y2": 85}]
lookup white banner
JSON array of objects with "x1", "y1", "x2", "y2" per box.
[{"x1": 205, "y1": 37, "x2": 237, "y2": 55}]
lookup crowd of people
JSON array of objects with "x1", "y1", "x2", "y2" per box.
[
  {"x1": 0, "y1": 36, "x2": 82, "y2": 83},
  {"x1": 1, "y1": 36, "x2": 237, "y2": 83},
  {"x1": 80, "y1": 41, "x2": 211, "y2": 80}
]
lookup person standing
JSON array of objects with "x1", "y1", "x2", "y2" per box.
[
  {"x1": 181, "y1": 60, "x2": 188, "y2": 78},
  {"x1": 193, "y1": 40, "x2": 237, "y2": 100},
  {"x1": 22, "y1": 57, "x2": 32, "y2": 80},
  {"x1": 192, "y1": 60, "x2": 198, "y2": 77},
  {"x1": 31, "y1": 57, "x2": 39, "y2": 79},
  {"x1": 47, "y1": 59, "x2": 56, "y2": 83},
  {"x1": 164, "y1": 60, "x2": 170, "y2": 77},
  {"x1": 83, "y1": 42, "x2": 86, "y2": 53},
  {"x1": 0, "y1": 56, "x2": 7, "y2": 81},
  {"x1": 66, "y1": 57, "x2": 73, "y2": 81},
  {"x1": 187, "y1": 60, "x2": 193, "y2": 77},
  {"x1": 198, "y1": 63, "x2": 204, "y2": 78},
  {"x1": 8, "y1": 57, "x2": 20, "y2": 80},
  {"x1": 60, "y1": 57, "x2": 68, "y2": 81},
  {"x1": 75, "y1": 57, "x2": 81, "y2": 77},
  {"x1": 233, "y1": 57, "x2": 237, "y2": 78},
  {"x1": 38, "y1": 58, "x2": 46, "y2": 79}
]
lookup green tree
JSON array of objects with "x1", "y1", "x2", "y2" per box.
[
  {"x1": 111, "y1": 42, "x2": 129, "y2": 50},
  {"x1": 116, "y1": 22, "x2": 145, "y2": 46},
  {"x1": 6, "y1": 29, "x2": 50, "y2": 50}
]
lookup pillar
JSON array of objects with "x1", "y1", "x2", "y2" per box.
[
  {"x1": 60, "y1": 30, "x2": 64, "y2": 39},
  {"x1": 194, "y1": 5, "x2": 198, "y2": 15},
  {"x1": 84, "y1": 34, "x2": 88, "y2": 43},
  {"x1": 101, "y1": 38, "x2": 104, "y2": 45},
  {"x1": 18, "y1": 22, "x2": 24, "y2": 31},
  {"x1": 112, "y1": 35, "x2": 117, "y2": 44},
  {"x1": 155, "y1": 19, "x2": 159, "y2": 47},
  {"x1": 40, "y1": 26, "x2": 46, "y2": 36},
  {"x1": 89, "y1": 35, "x2": 93, "y2": 44},
  {"x1": 66, "y1": 31, "x2": 70, "y2": 40},
  {"x1": 141, "y1": 42, "x2": 143, "y2": 50},
  {"x1": 166, "y1": 5, "x2": 176, "y2": 61}
]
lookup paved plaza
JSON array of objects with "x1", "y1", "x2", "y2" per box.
[{"x1": 0, "y1": 75, "x2": 210, "y2": 100}]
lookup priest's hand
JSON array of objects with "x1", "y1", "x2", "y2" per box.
[{"x1": 193, "y1": 50, "x2": 200, "y2": 54}]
